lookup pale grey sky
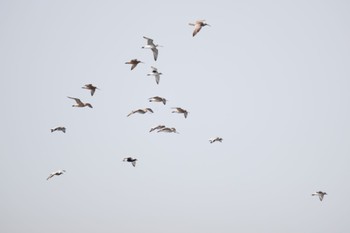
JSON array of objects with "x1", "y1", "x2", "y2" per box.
[{"x1": 1, "y1": 1, "x2": 350, "y2": 233}]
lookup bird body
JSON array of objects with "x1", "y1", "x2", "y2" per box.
[
  {"x1": 157, "y1": 127, "x2": 179, "y2": 134},
  {"x1": 127, "y1": 108, "x2": 154, "y2": 117},
  {"x1": 47, "y1": 170, "x2": 66, "y2": 180},
  {"x1": 82, "y1": 84, "x2": 99, "y2": 96},
  {"x1": 125, "y1": 59, "x2": 143, "y2": 70},
  {"x1": 189, "y1": 20, "x2": 210, "y2": 37},
  {"x1": 123, "y1": 157, "x2": 137, "y2": 167},
  {"x1": 68, "y1": 97, "x2": 93, "y2": 108},
  {"x1": 312, "y1": 191, "x2": 327, "y2": 201},
  {"x1": 147, "y1": 66, "x2": 163, "y2": 84},
  {"x1": 142, "y1": 36, "x2": 161, "y2": 61},
  {"x1": 171, "y1": 107, "x2": 188, "y2": 118},
  {"x1": 209, "y1": 137, "x2": 223, "y2": 143},
  {"x1": 149, "y1": 96, "x2": 167, "y2": 105},
  {"x1": 51, "y1": 127, "x2": 66, "y2": 133}
]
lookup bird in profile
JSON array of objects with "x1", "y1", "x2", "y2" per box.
[
  {"x1": 125, "y1": 59, "x2": 144, "y2": 70},
  {"x1": 189, "y1": 20, "x2": 211, "y2": 37},
  {"x1": 51, "y1": 127, "x2": 66, "y2": 133},
  {"x1": 142, "y1": 36, "x2": 162, "y2": 61},
  {"x1": 149, "y1": 96, "x2": 167, "y2": 105},
  {"x1": 123, "y1": 157, "x2": 137, "y2": 167},
  {"x1": 209, "y1": 137, "x2": 223, "y2": 143},
  {"x1": 127, "y1": 108, "x2": 154, "y2": 117},
  {"x1": 47, "y1": 170, "x2": 66, "y2": 180},
  {"x1": 147, "y1": 66, "x2": 163, "y2": 84},
  {"x1": 157, "y1": 127, "x2": 179, "y2": 134},
  {"x1": 171, "y1": 107, "x2": 188, "y2": 118},
  {"x1": 149, "y1": 125, "x2": 166, "y2": 132},
  {"x1": 67, "y1": 97, "x2": 93, "y2": 108},
  {"x1": 82, "y1": 84, "x2": 99, "y2": 96},
  {"x1": 312, "y1": 191, "x2": 327, "y2": 201}
]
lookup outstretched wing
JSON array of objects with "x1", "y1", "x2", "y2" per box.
[
  {"x1": 193, "y1": 23, "x2": 202, "y2": 37},
  {"x1": 127, "y1": 111, "x2": 135, "y2": 117},
  {"x1": 131, "y1": 63, "x2": 137, "y2": 70},
  {"x1": 46, "y1": 173, "x2": 54, "y2": 180},
  {"x1": 143, "y1": 36, "x2": 155, "y2": 46},
  {"x1": 68, "y1": 97, "x2": 83, "y2": 105},
  {"x1": 151, "y1": 48, "x2": 158, "y2": 61}
]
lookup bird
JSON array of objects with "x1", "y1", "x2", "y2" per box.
[
  {"x1": 149, "y1": 96, "x2": 167, "y2": 105},
  {"x1": 125, "y1": 59, "x2": 144, "y2": 70},
  {"x1": 67, "y1": 97, "x2": 93, "y2": 108},
  {"x1": 142, "y1": 36, "x2": 162, "y2": 61},
  {"x1": 149, "y1": 125, "x2": 166, "y2": 132},
  {"x1": 51, "y1": 127, "x2": 66, "y2": 133},
  {"x1": 82, "y1": 84, "x2": 99, "y2": 96},
  {"x1": 209, "y1": 137, "x2": 223, "y2": 143},
  {"x1": 189, "y1": 20, "x2": 211, "y2": 37},
  {"x1": 312, "y1": 191, "x2": 327, "y2": 201},
  {"x1": 147, "y1": 66, "x2": 163, "y2": 84},
  {"x1": 127, "y1": 108, "x2": 154, "y2": 117},
  {"x1": 123, "y1": 157, "x2": 137, "y2": 167},
  {"x1": 157, "y1": 127, "x2": 179, "y2": 134},
  {"x1": 171, "y1": 107, "x2": 188, "y2": 118},
  {"x1": 47, "y1": 170, "x2": 66, "y2": 180}
]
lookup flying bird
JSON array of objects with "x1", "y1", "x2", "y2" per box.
[
  {"x1": 51, "y1": 127, "x2": 66, "y2": 133},
  {"x1": 125, "y1": 59, "x2": 144, "y2": 70},
  {"x1": 123, "y1": 157, "x2": 137, "y2": 167},
  {"x1": 142, "y1": 36, "x2": 162, "y2": 61},
  {"x1": 127, "y1": 108, "x2": 154, "y2": 117},
  {"x1": 189, "y1": 20, "x2": 211, "y2": 37},
  {"x1": 67, "y1": 97, "x2": 93, "y2": 108},
  {"x1": 149, "y1": 125, "x2": 166, "y2": 132},
  {"x1": 149, "y1": 96, "x2": 167, "y2": 105},
  {"x1": 47, "y1": 170, "x2": 66, "y2": 180},
  {"x1": 82, "y1": 84, "x2": 99, "y2": 96},
  {"x1": 157, "y1": 127, "x2": 179, "y2": 134},
  {"x1": 147, "y1": 66, "x2": 163, "y2": 84},
  {"x1": 312, "y1": 191, "x2": 327, "y2": 201},
  {"x1": 171, "y1": 107, "x2": 188, "y2": 118},
  {"x1": 209, "y1": 137, "x2": 223, "y2": 143}
]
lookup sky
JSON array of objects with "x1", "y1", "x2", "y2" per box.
[{"x1": 1, "y1": 0, "x2": 350, "y2": 233}]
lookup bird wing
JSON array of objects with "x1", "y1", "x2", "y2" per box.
[
  {"x1": 155, "y1": 74, "x2": 160, "y2": 84},
  {"x1": 184, "y1": 111, "x2": 188, "y2": 118},
  {"x1": 91, "y1": 89, "x2": 95, "y2": 96},
  {"x1": 127, "y1": 111, "x2": 135, "y2": 117},
  {"x1": 193, "y1": 23, "x2": 202, "y2": 37},
  {"x1": 47, "y1": 173, "x2": 54, "y2": 180},
  {"x1": 151, "y1": 66, "x2": 158, "y2": 72},
  {"x1": 68, "y1": 97, "x2": 83, "y2": 105},
  {"x1": 319, "y1": 195, "x2": 323, "y2": 201},
  {"x1": 151, "y1": 48, "x2": 158, "y2": 61},
  {"x1": 132, "y1": 161, "x2": 136, "y2": 167},
  {"x1": 131, "y1": 63, "x2": 137, "y2": 70},
  {"x1": 143, "y1": 36, "x2": 155, "y2": 46}
]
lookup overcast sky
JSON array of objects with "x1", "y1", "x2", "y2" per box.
[{"x1": 1, "y1": 1, "x2": 350, "y2": 233}]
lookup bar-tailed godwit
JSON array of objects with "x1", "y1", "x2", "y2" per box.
[
  {"x1": 142, "y1": 36, "x2": 162, "y2": 61},
  {"x1": 68, "y1": 97, "x2": 93, "y2": 108},
  {"x1": 189, "y1": 20, "x2": 211, "y2": 37}
]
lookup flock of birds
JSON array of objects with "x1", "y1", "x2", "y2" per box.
[{"x1": 47, "y1": 20, "x2": 327, "y2": 202}]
